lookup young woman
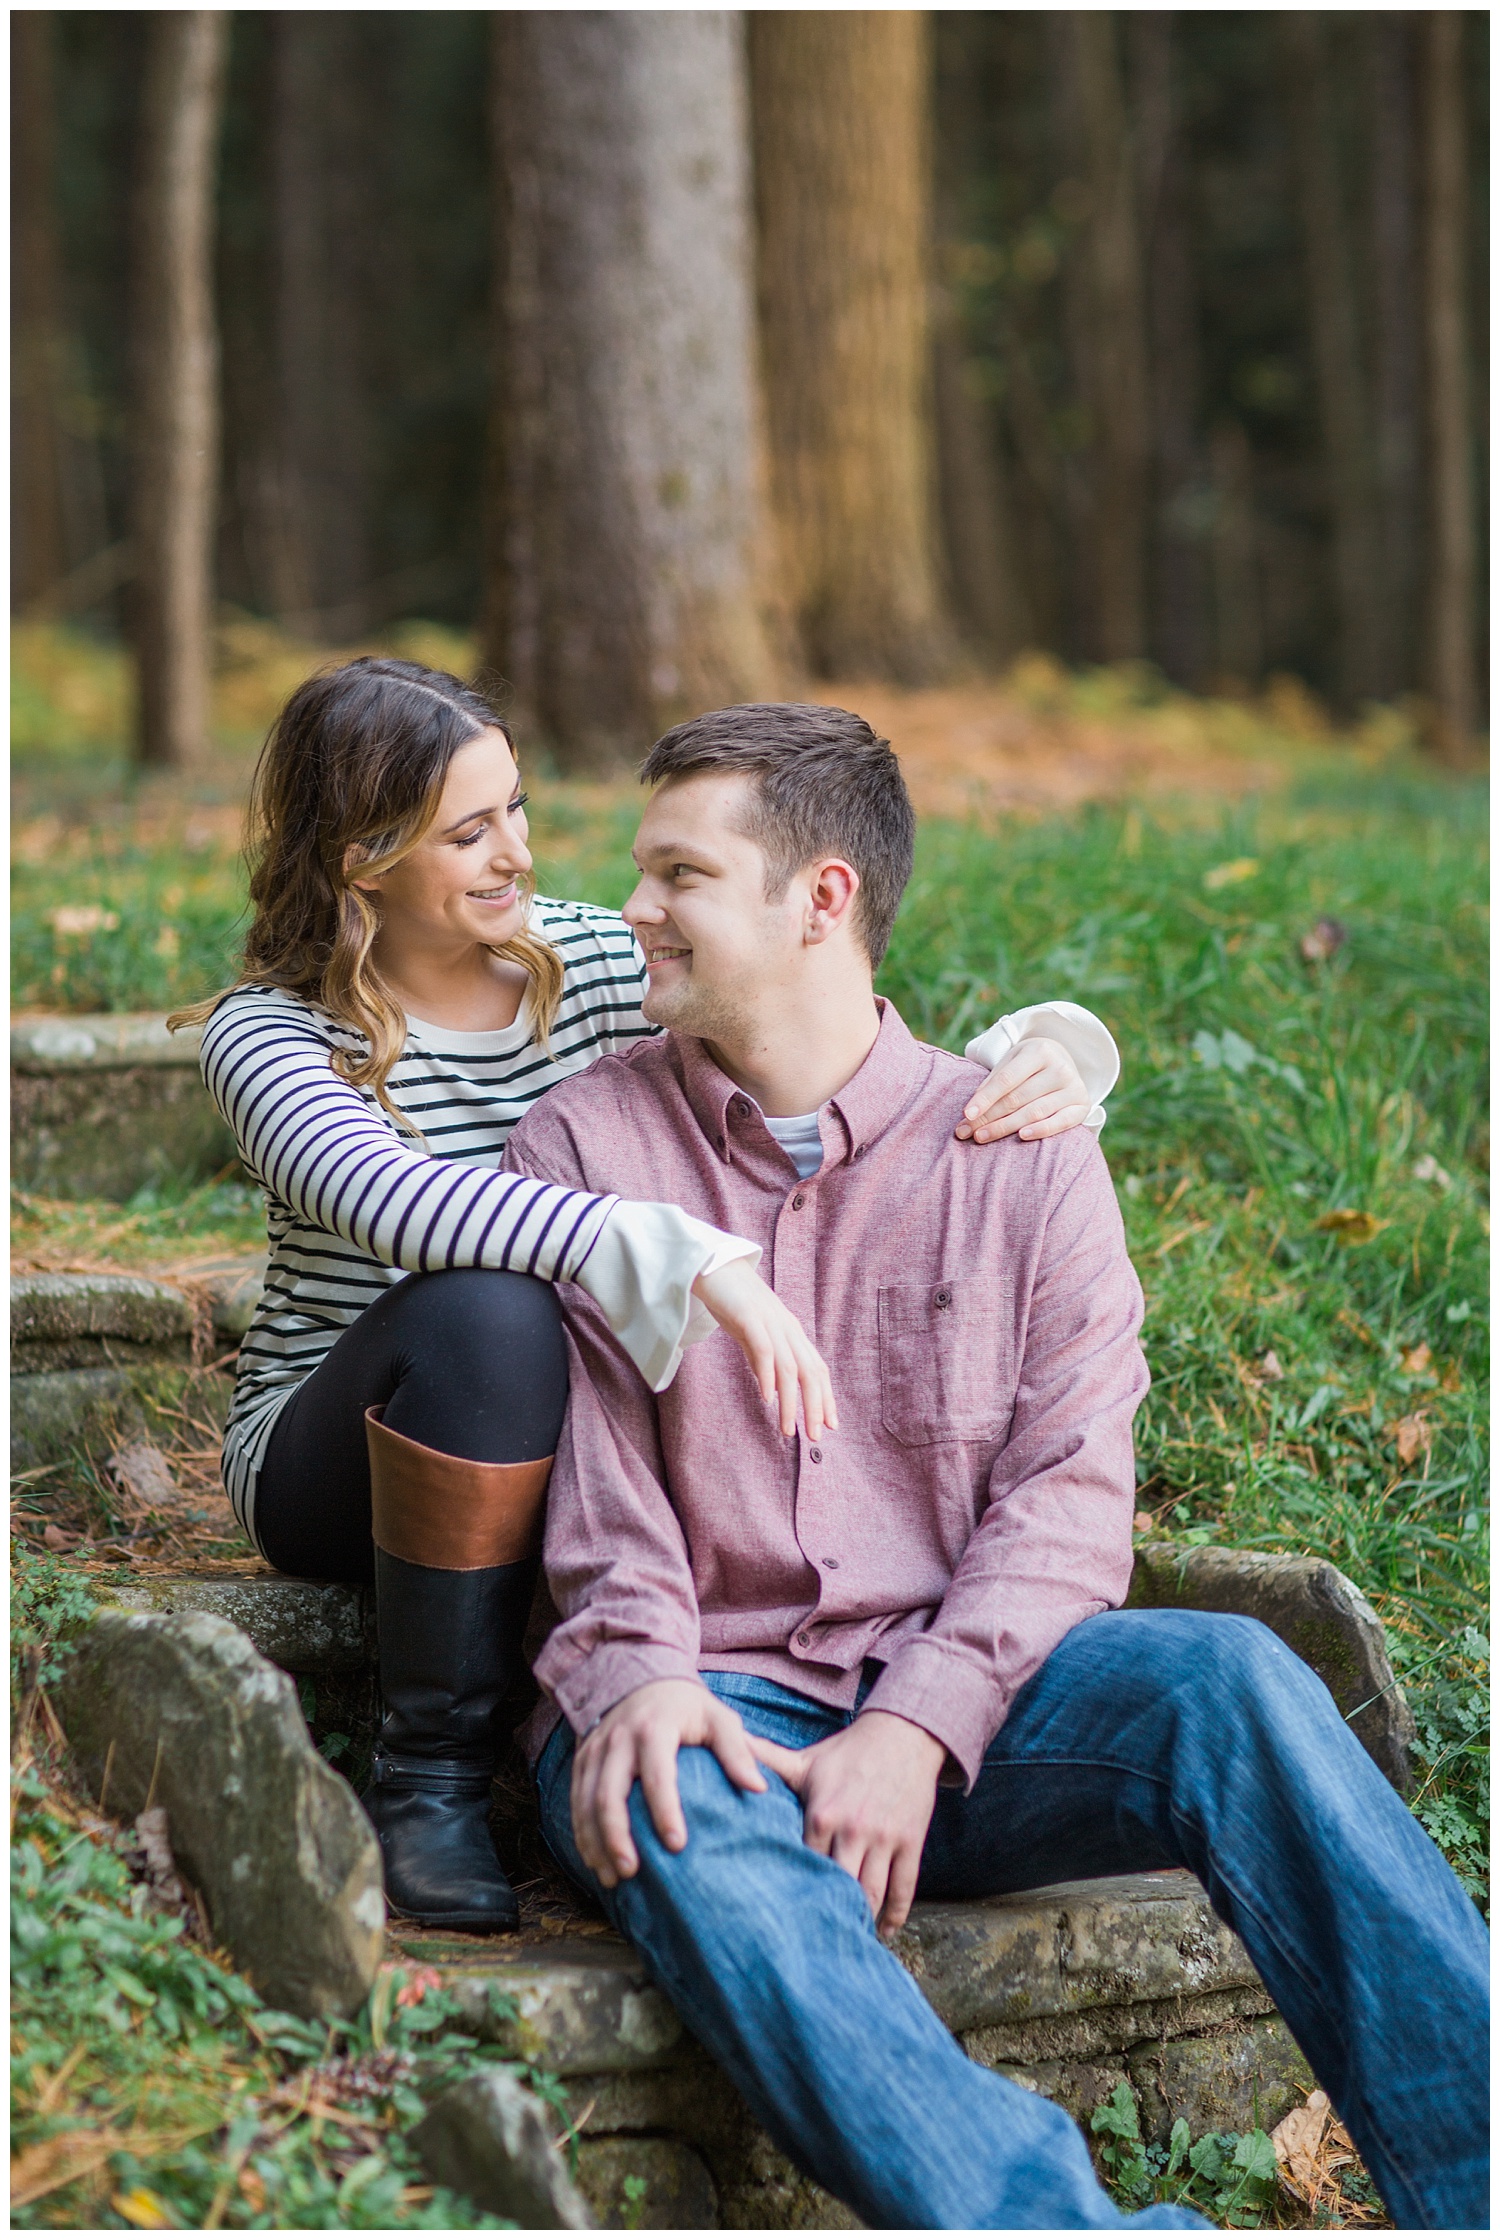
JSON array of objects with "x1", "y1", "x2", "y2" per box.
[{"x1": 186, "y1": 657, "x2": 1120, "y2": 1932}]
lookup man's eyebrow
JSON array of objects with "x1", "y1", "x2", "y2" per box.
[{"x1": 633, "y1": 835, "x2": 716, "y2": 866}]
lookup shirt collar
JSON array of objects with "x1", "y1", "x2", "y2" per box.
[{"x1": 670, "y1": 999, "x2": 932, "y2": 1166}]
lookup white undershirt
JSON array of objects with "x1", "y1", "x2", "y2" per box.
[{"x1": 763, "y1": 1110, "x2": 826, "y2": 1179}]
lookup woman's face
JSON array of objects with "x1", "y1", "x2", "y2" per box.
[{"x1": 354, "y1": 727, "x2": 533, "y2": 954}]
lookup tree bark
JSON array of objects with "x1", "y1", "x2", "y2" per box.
[
  {"x1": 1281, "y1": 13, "x2": 1383, "y2": 707},
  {"x1": 749, "y1": 11, "x2": 952, "y2": 680},
  {"x1": 1365, "y1": 13, "x2": 1422, "y2": 697},
  {"x1": 130, "y1": 10, "x2": 228, "y2": 769},
  {"x1": 1056, "y1": 11, "x2": 1151, "y2": 663},
  {"x1": 483, "y1": 11, "x2": 773, "y2": 770},
  {"x1": 1208, "y1": 419, "x2": 1262, "y2": 687},
  {"x1": 1420, "y1": 11, "x2": 1475, "y2": 752},
  {"x1": 12, "y1": 11, "x2": 69, "y2": 609}
]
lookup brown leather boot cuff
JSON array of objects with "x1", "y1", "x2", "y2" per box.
[{"x1": 365, "y1": 1406, "x2": 552, "y2": 1571}]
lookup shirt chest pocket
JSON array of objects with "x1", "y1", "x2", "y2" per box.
[{"x1": 878, "y1": 1279, "x2": 1010, "y2": 1448}]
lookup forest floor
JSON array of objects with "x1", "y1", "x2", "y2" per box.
[{"x1": 11, "y1": 621, "x2": 1487, "y2": 2226}]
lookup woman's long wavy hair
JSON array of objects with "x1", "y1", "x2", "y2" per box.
[{"x1": 169, "y1": 658, "x2": 563, "y2": 1130}]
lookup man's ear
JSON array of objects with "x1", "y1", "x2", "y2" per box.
[{"x1": 803, "y1": 858, "x2": 861, "y2": 945}]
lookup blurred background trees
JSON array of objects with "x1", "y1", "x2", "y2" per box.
[{"x1": 10, "y1": 8, "x2": 1488, "y2": 767}]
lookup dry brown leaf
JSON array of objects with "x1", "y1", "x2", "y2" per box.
[
  {"x1": 1259, "y1": 1349, "x2": 1285, "y2": 1380},
  {"x1": 1133, "y1": 1511, "x2": 1156, "y2": 1534},
  {"x1": 1314, "y1": 1208, "x2": 1388, "y2": 1242},
  {"x1": 1298, "y1": 916, "x2": 1347, "y2": 964},
  {"x1": 11, "y1": 2128, "x2": 129, "y2": 2207},
  {"x1": 1393, "y1": 1413, "x2": 1432, "y2": 1466},
  {"x1": 1272, "y1": 2088, "x2": 1378, "y2": 2223},
  {"x1": 106, "y1": 1442, "x2": 181, "y2": 1514},
  {"x1": 1400, "y1": 1342, "x2": 1432, "y2": 1376}
]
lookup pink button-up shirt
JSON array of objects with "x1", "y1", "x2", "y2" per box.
[{"x1": 504, "y1": 1001, "x2": 1147, "y2": 1788}]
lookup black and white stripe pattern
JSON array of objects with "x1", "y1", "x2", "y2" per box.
[{"x1": 203, "y1": 896, "x2": 653, "y2": 1540}]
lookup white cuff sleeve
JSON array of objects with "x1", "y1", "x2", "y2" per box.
[
  {"x1": 570, "y1": 1199, "x2": 761, "y2": 1393},
  {"x1": 964, "y1": 1001, "x2": 1120, "y2": 1133}
]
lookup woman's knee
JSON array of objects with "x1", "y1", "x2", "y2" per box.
[{"x1": 380, "y1": 1268, "x2": 569, "y2": 1460}]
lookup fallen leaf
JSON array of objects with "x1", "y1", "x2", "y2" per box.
[
  {"x1": 1204, "y1": 856, "x2": 1259, "y2": 891},
  {"x1": 113, "y1": 2187, "x2": 177, "y2": 2229},
  {"x1": 1411, "y1": 1153, "x2": 1452, "y2": 1188},
  {"x1": 1272, "y1": 2088, "x2": 1377, "y2": 2222},
  {"x1": 1314, "y1": 1208, "x2": 1388, "y2": 1243},
  {"x1": 107, "y1": 1442, "x2": 181, "y2": 1513},
  {"x1": 1298, "y1": 916, "x2": 1347, "y2": 964},
  {"x1": 238, "y1": 2168, "x2": 267, "y2": 2212},
  {"x1": 1392, "y1": 1413, "x2": 1431, "y2": 1466},
  {"x1": 42, "y1": 1524, "x2": 79, "y2": 1552},
  {"x1": 1259, "y1": 1350, "x2": 1285, "y2": 1380},
  {"x1": 1400, "y1": 1342, "x2": 1432, "y2": 1376},
  {"x1": 1133, "y1": 1512, "x2": 1155, "y2": 1534}
]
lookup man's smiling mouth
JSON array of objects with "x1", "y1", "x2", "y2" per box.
[{"x1": 646, "y1": 945, "x2": 691, "y2": 966}]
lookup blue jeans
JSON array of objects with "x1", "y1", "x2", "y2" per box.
[{"x1": 536, "y1": 1609, "x2": 1488, "y2": 2230}]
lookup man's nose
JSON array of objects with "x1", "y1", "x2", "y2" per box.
[{"x1": 622, "y1": 876, "x2": 661, "y2": 928}]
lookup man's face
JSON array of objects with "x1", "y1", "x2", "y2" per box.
[{"x1": 624, "y1": 772, "x2": 801, "y2": 1042}]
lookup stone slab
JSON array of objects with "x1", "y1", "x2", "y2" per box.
[
  {"x1": 12, "y1": 1271, "x2": 195, "y2": 1357},
  {"x1": 574, "y1": 2136, "x2": 718, "y2": 2230},
  {"x1": 12, "y1": 1064, "x2": 236, "y2": 1202},
  {"x1": 12, "y1": 1013, "x2": 205, "y2": 1070},
  {"x1": 103, "y1": 1574, "x2": 376, "y2": 1675},
  {"x1": 396, "y1": 1871, "x2": 1262, "y2": 2080},
  {"x1": 1127, "y1": 1542, "x2": 1416, "y2": 1791},
  {"x1": 1127, "y1": 2014, "x2": 1313, "y2": 2144},
  {"x1": 409, "y1": 2066, "x2": 592, "y2": 2227},
  {"x1": 56, "y1": 1607, "x2": 384, "y2": 2017},
  {"x1": 11, "y1": 1367, "x2": 145, "y2": 1473}
]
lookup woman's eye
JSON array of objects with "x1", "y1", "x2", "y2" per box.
[
  {"x1": 509, "y1": 791, "x2": 529, "y2": 816},
  {"x1": 454, "y1": 826, "x2": 485, "y2": 848}
]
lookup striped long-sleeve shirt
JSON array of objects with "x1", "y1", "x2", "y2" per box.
[{"x1": 203, "y1": 896, "x2": 755, "y2": 1544}]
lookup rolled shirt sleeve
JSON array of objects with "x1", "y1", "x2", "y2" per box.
[{"x1": 965, "y1": 1000, "x2": 1120, "y2": 1131}]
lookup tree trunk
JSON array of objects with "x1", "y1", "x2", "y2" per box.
[
  {"x1": 483, "y1": 11, "x2": 773, "y2": 770},
  {"x1": 931, "y1": 14, "x2": 1027, "y2": 663},
  {"x1": 749, "y1": 11, "x2": 952, "y2": 680},
  {"x1": 1365, "y1": 13, "x2": 1422, "y2": 698},
  {"x1": 1420, "y1": 11, "x2": 1475, "y2": 753},
  {"x1": 1281, "y1": 13, "x2": 1383, "y2": 707},
  {"x1": 130, "y1": 10, "x2": 228, "y2": 769},
  {"x1": 1209, "y1": 419, "x2": 1262, "y2": 687},
  {"x1": 12, "y1": 12, "x2": 69, "y2": 609},
  {"x1": 1131, "y1": 12, "x2": 1206, "y2": 687},
  {"x1": 1056, "y1": 11, "x2": 1151, "y2": 663}
]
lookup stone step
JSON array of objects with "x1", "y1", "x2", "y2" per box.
[
  {"x1": 12, "y1": 1010, "x2": 235, "y2": 1202},
  {"x1": 11, "y1": 1267, "x2": 265, "y2": 1471}
]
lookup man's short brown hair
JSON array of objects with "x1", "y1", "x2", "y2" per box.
[{"x1": 640, "y1": 703, "x2": 915, "y2": 967}]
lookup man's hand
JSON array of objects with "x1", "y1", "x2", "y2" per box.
[
  {"x1": 571, "y1": 1678, "x2": 767, "y2": 1889},
  {"x1": 955, "y1": 1035, "x2": 1091, "y2": 1144},
  {"x1": 751, "y1": 1710, "x2": 947, "y2": 1934},
  {"x1": 692, "y1": 1259, "x2": 838, "y2": 1439}
]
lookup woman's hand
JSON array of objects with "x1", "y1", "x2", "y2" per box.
[
  {"x1": 692, "y1": 1259, "x2": 838, "y2": 1440},
  {"x1": 955, "y1": 1036, "x2": 1091, "y2": 1144}
]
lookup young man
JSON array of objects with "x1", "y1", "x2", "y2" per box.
[{"x1": 504, "y1": 704, "x2": 1487, "y2": 2231}]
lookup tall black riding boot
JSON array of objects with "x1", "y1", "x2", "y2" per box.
[{"x1": 361, "y1": 1406, "x2": 551, "y2": 1934}]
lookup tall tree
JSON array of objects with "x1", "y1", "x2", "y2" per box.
[
  {"x1": 484, "y1": 11, "x2": 772, "y2": 770},
  {"x1": 1420, "y1": 12, "x2": 1475, "y2": 753},
  {"x1": 1054, "y1": 12, "x2": 1151, "y2": 662},
  {"x1": 749, "y1": 11, "x2": 952, "y2": 680},
  {"x1": 129, "y1": 10, "x2": 228, "y2": 768},
  {"x1": 1365, "y1": 13, "x2": 1422, "y2": 700},
  {"x1": 1281, "y1": 13, "x2": 1383, "y2": 707},
  {"x1": 12, "y1": 12, "x2": 69, "y2": 609}
]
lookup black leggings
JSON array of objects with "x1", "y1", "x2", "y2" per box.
[{"x1": 253, "y1": 1268, "x2": 570, "y2": 1585}]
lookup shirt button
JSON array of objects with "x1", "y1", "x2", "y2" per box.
[
  {"x1": 732, "y1": 1097, "x2": 751, "y2": 1118},
  {"x1": 792, "y1": 1191, "x2": 806, "y2": 1210},
  {"x1": 808, "y1": 1445, "x2": 822, "y2": 1462},
  {"x1": 934, "y1": 1285, "x2": 952, "y2": 1309},
  {"x1": 822, "y1": 1556, "x2": 839, "y2": 1569},
  {"x1": 796, "y1": 1630, "x2": 811, "y2": 1646}
]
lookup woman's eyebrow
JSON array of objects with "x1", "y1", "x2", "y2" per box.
[{"x1": 439, "y1": 803, "x2": 500, "y2": 834}]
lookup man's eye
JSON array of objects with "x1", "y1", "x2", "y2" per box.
[{"x1": 509, "y1": 792, "x2": 529, "y2": 816}]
